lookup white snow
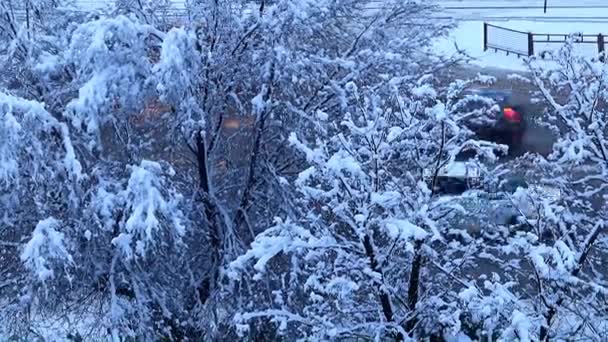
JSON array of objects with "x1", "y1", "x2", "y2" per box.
[
  {"x1": 370, "y1": 191, "x2": 401, "y2": 208},
  {"x1": 251, "y1": 89, "x2": 267, "y2": 116},
  {"x1": 295, "y1": 166, "x2": 316, "y2": 187},
  {"x1": 325, "y1": 152, "x2": 363, "y2": 177},
  {"x1": 424, "y1": 161, "x2": 481, "y2": 179},
  {"x1": 387, "y1": 126, "x2": 403, "y2": 142},
  {"x1": 21, "y1": 218, "x2": 73, "y2": 282},
  {"x1": 111, "y1": 233, "x2": 134, "y2": 259},
  {"x1": 0, "y1": 112, "x2": 21, "y2": 185},
  {"x1": 458, "y1": 284, "x2": 479, "y2": 302},
  {"x1": 326, "y1": 277, "x2": 360, "y2": 296},
  {"x1": 508, "y1": 310, "x2": 532, "y2": 342},
  {"x1": 554, "y1": 240, "x2": 577, "y2": 273},
  {"x1": 34, "y1": 53, "x2": 61, "y2": 74},
  {"x1": 412, "y1": 84, "x2": 438, "y2": 99},
  {"x1": 430, "y1": 102, "x2": 447, "y2": 121},
  {"x1": 288, "y1": 132, "x2": 325, "y2": 164},
  {"x1": 384, "y1": 218, "x2": 428, "y2": 241},
  {"x1": 227, "y1": 219, "x2": 321, "y2": 279},
  {"x1": 121, "y1": 161, "x2": 185, "y2": 256},
  {"x1": 445, "y1": 332, "x2": 473, "y2": 342},
  {"x1": 433, "y1": 2, "x2": 608, "y2": 71},
  {"x1": 0, "y1": 92, "x2": 83, "y2": 183}
]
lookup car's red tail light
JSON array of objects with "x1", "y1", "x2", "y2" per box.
[{"x1": 503, "y1": 107, "x2": 521, "y2": 123}]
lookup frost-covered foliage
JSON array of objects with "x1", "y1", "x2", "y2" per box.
[
  {"x1": 100, "y1": 160, "x2": 186, "y2": 262},
  {"x1": 80, "y1": 160, "x2": 188, "y2": 339},
  {"x1": 0, "y1": 0, "x2": 81, "y2": 100},
  {"x1": 0, "y1": 91, "x2": 83, "y2": 339},
  {"x1": 0, "y1": 91, "x2": 81, "y2": 214},
  {"x1": 509, "y1": 43, "x2": 608, "y2": 340},
  {"x1": 63, "y1": 15, "x2": 163, "y2": 152},
  {"x1": 0, "y1": 0, "x2": 462, "y2": 339},
  {"x1": 228, "y1": 73, "x2": 509, "y2": 339},
  {"x1": 21, "y1": 218, "x2": 72, "y2": 283},
  {"x1": 5, "y1": 0, "x2": 605, "y2": 340}
]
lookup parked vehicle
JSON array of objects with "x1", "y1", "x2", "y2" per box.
[
  {"x1": 425, "y1": 161, "x2": 561, "y2": 236},
  {"x1": 460, "y1": 88, "x2": 529, "y2": 154},
  {"x1": 423, "y1": 160, "x2": 482, "y2": 195}
]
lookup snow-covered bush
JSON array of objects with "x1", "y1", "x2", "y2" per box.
[
  {"x1": 79, "y1": 160, "x2": 188, "y2": 338},
  {"x1": 0, "y1": 91, "x2": 83, "y2": 340}
]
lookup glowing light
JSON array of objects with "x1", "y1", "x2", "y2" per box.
[{"x1": 503, "y1": 107, "x2": 521, "y2": 122}]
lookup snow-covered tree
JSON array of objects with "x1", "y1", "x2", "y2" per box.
[
  {"x1": 145, "y1": 3, "x2": 461, "y2": 337},
  {"x1": 514, "y1": 42, "x2": 608, "y2": 340},
  {"x1": 442, "y1": 41, "x2": 608, "y2": 341},
  {"x1": 80, "y1": 160, "x2": 188, "y2": 339},
  {"x1": 0, "y1": 90, "x2": 83, "y2": 337},
  {"x1": 20, "y1": 217, "x2": 73, "y2": 284},
  {"x1": 7, "y1": 0, "x2": 605, "y2": 340},
  {"x1": 111, "y1": 0, "x2": 176, "y2": 28},
  {"x1": 227, "y1": 65, "x2": 512, "y2": 339}
]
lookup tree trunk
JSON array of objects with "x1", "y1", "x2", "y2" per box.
[
  {"x1": 233, "y1": 69, "x2": 274, "y2": 241},
  {"x1": 539, "y1": 305, "x2": 557, "y2": 341},
  {"x1": 195, "y1": 130, "x2": 223, "y2": 305},
  {"x1": 232, "y1": 108, "x2": 266, "y2": 238},
  {"x1": 405, "y1": 241, "x2": 423, "y2": 334},
  {"x1": 362, "y1": 234, "x2": 395, "y2": 323}
]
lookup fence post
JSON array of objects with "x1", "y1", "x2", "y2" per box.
[
  {"x1": 598, "y1": 33, "x2": 605, "y2": 62},
  {"x1": 527, "y1": 32, "x2": 534, "y2": 56},
  {"x1": 483, "y1": 23, "x2": 488, "y2": 51}
]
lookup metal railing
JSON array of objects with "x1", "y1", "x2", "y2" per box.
[
  {"x1": 483, "y1": 23, "x2": 530, "y2": 57},
  {"x1": 484, "y1": 22, "x2": 606, "y2": 60}
]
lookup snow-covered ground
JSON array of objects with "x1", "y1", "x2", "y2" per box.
[
  {"x1": 434, "y1": 1, "x2": 608, "y2": 71},
  {"x1": 72, "y1": 0, "x2": 608, "y2": 71}
]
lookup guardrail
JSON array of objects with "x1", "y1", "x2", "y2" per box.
[{"x1": 483, "y1": 22, "x2": 606, "y2": 61}]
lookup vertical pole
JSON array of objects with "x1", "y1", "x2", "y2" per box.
[
  {"x1": 598, "y1": 33, "x2": 605, "y2": 62},
  {"x1": 25, "y1": 1, "x2": 31, "y2": 40},
  {"x1": 528, "y1": 32, "x2": 534, "y2": 56},
  {"x1": 483, "y1": 22, "x2": 488, "y2": 51}
]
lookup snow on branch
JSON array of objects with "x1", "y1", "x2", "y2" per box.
[
  {"x1": 227, "y1": 218, "x2": 335, "y2": 280},
  {"x1": 21, "y1": 217, "x2": 73, "y2": 283},
  {"x1": 64, "y1": 15, "x2": 162, "y2": 148},
  {"x1": 152, "y1": 26, "x2": 205, "y2": 133},
  {"x1": 0, "y1": 91, "x2": 82, "y2": 185},
  {"x1": 111, "y1": 160, "x2": 185, "y2": 259}
]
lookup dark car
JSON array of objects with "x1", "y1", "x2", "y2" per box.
[
  {"x1": 427, "y1": 162, "x2": 562, "y2": 237},
  {"x1": 461, "y1": 89, "x2": 528, "y2": 154},
  {"x1": 423, "y1": 160, "x2": 483, "y2": 195}
]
